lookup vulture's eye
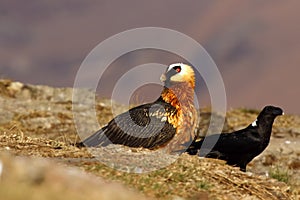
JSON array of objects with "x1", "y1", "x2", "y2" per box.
[{"x1": 173, "y1": 65, "x2": 181, "y2": 73}]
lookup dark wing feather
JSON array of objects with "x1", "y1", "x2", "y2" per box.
[
  {"x1": 78, "y1": 126, "x2": 110, "y2": 147},
  {"x1": 205, "y1": 131, "x2": 260, "y2": 152},
  {"x1": 81, "y1": 101, "x2": 177, "y2": 149},
  {"x1": 188, "y1": 129, "x2": 261, "y2": 156}
]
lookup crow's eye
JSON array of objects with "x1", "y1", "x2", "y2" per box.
[{"x1": 173, "y1": 65, "x2": 181, "y2": 73}]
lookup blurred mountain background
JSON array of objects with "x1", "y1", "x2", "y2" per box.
[{"x1": 1, "y1": 0, "x2": 299, "y2": 113}]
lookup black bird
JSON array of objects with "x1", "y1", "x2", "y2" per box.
[
  {"x1": 187, "y1": 106, "x2": 283, "y2": 171},
  {"x1": 77, "y1": 63, "x2": 198, "y2": 153}
]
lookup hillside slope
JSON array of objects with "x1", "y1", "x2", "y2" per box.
[{"x1": 0, "y1": 80, "x2": 298, "y2": 199}]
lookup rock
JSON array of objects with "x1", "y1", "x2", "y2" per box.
[
  {"x1": 288, "y1": 159, "x2": 300, "y2": 169},
  {"x1": 262, "y1": 154, "x2": 276, "y2": 166},
  {"x1": 7, "y1": 81, "x2": 24, "y2": 96},
  {"x1": 0, "y1": 153, "x2": 150, "y2": 200}
]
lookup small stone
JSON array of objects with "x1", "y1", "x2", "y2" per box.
[
  {"x1": 288, "y1": 159, "x2": 300, "y2": 169},
  {"x1": 8, "y1": 82, "x2": 24, "y2": 94},
  {"x1": 262, "y1": 154, "x2": 276, "y2": 166}
]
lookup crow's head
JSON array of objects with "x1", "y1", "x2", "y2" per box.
[
  {"x1": 262, "y1": 106, "x2": 284, "y2": 117},
  {"x1": 251, "y1": 106, "x2": 283, "y2": 127}
]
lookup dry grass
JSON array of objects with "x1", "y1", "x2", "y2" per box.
[
  {"x1": 0, "y1": 80, "x2": 298, "y2": 199},
  {"x1": 0, "y1": 127, "x2": 294, "y2": 200}
]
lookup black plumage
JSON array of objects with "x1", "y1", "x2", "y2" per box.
[
  {"x1": 187, "y1": 106, "x2": 283, "y2": 172},
  {"x1": 79, "y1": 96, "x2": 177, "y2": 149}
]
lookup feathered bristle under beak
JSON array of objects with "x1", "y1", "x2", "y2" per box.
[{"x1": 160, "y1": 74, "x2": 166, "y2": 82}]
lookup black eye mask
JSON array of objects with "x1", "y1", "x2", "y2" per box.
[{"x1": 165, "y1": 66, "x2": 181, "y2": 80}]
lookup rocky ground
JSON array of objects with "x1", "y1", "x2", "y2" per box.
[{"x1": 0, "y1": 79, "x2": 299, "y2": 200}]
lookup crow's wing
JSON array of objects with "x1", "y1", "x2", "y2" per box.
[{"x1": 200, "y1": 130, "x2": 261, "y2": 155}]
